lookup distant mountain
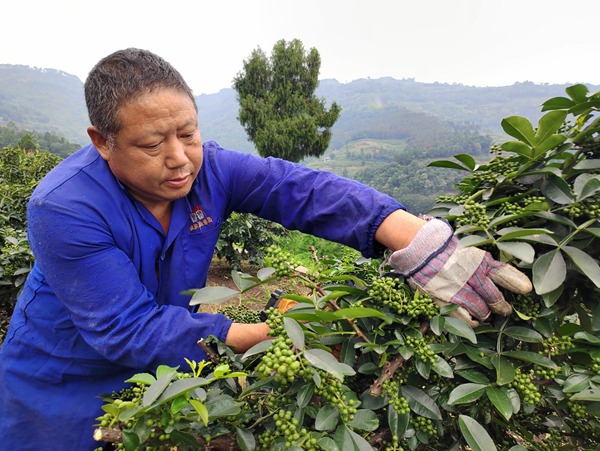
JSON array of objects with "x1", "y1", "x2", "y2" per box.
[
  {"x1": 0, "y1": 65, "x2": 89, "y2": 146},
  {"x1": 1, "y1": 64, "x2": 598, "y2": 155}
]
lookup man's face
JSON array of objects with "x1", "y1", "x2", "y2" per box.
[{"x1": 98, "y1": 88, "x2": 203, "y2": 211}]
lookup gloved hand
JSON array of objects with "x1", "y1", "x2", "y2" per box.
[{"x1": 388, "y1": 217, "x2": 532, "y2": 327}]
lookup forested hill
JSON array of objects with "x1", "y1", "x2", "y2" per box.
[
  {"x1": 2, "y1": 63, "x2": 597, "y2": 154},
  {"x1": 0, "y1": 65, "x2": 89, "y2": 146}
]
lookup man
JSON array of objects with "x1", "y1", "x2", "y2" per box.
[{"x1": 0, "y1": 48, "x2": 531, "y2": 449}]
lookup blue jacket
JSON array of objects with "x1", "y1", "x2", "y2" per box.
[{"x1": 0, "y1": 141, "x2": 403, "y2": 450}]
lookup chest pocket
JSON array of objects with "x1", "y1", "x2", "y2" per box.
[{"x1": 180, "y1": 216, "x2": 223, "y2": 288}]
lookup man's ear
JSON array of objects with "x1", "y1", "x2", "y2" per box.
[{"x1": 87, "y1": 126, "x2": 111, "y2": 161}]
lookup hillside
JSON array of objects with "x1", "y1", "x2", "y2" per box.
[
  {"x1": 0, "y1": 65, "x2": 89, "y2": 146},
  {"x1": 3, "y1": 64, "x2": 597, "y2": 154},
  {"x1": 1, "y1": 64, "x2": 598, "y2": 211}
]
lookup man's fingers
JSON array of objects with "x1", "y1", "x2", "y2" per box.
[{"x1": 488, "y1": 260, "x2": 533, "y2": 295}]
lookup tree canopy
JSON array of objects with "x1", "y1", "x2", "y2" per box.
[{"x1": 233, "y1": 39, "x2": 341, "y2": 162}]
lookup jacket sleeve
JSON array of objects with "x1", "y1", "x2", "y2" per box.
[
  {"x1": 204, "y1": 142, "x2": 406, "y2": 258},
  {"x1": 26, "y1": 196, "x2": 232, "y2": 370}
]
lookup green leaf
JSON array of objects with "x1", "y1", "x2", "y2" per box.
[
  {"x1": 486, "y1": 387, "x2": 513, "y2": 420},
  {"x1": 388, "y1": 408, "x2": 410, "y2": 439},
  {"x1": 432, "y1": 355, "x2": 454, "y2": 378},
  {"x1": 575, "y1": 331, "x2": 600, "y2": 344},
  {"x1": 502, "y1": 351, "x2": 558, "y2": 369},
  {"x1": 231, "y1": 270, "x2": 256, "y2": 291},
  {"x1": 496, "y1": 227, "x2": 553, "y2": 241},
  {"x1": 153, "y1": 377, "x2": 210, "y2": 409},
  {"x1": 501, "y1": 116, "x2": 535, "y2": 145},
  {"x1": 283, "y1": 317, "x2": 305, "y2": 350},
  {"x1": 347, "y1": 409, "x2": 379, "y2": 432},
  {"x1": 256, "y1": 267, "x2": 275, "y2": 280},
  {"x1": 331, "y1": 425, "x2": 374, "y2": 451},
  {"x1": 573, "y1": 159, "x2": 600, "y2": 171},
  {"x1": 317, "y1": 437, "x2": 338, "y2": 451},
  {"x1": 562, "y1": 246, "x2": 600, "y2": 289},
  {"x1": 142, "y1": 369, "x2": 177, "y2": 407},
  {"x1": 534, "y1": 110, "x2": 568, "y2": 146},
  {"x1": 458, "y1": 235, "x2": 492, "y2": 249},
  {"x1": 491, "y1": 354, "x2": 515, "y2": 386},
  {"x1": 574, "y1": 174, "x2": 600, "y2": 201},
  {"x1": 455, "y1": 370, "x2": 490, "y2": 384},
  {"x1": 500, "y1": 141, "x2": 532, "y2": 158},
  {"x1": 532, "y1": 250, "x2": 566, "y2": 295},
  {"x1": 401, "y1": 385, "x2": 442, "y2": 420},
  {"x1": 543, "y1": 174, "x2": 573, "y2": 205},
  {"x1": 241, "y1": 339, "x2": 272, "y2": 359},
  {"x1": 189, "y1": 399, "x2": 209, "y2": 426},
  {"x1": 448, "y1": 383, "x2": 487, "y2": 405},
  {"x1": 297, "y1": 383, "x2": 315, "y2": 408},
  {"x1": 459, "y1": 414, "x2": 498, "y2": 451},
  {"x1": 188, "y1": 286, "x2": 241, "y2": 306},
  {"x1": 121, "y1": 430, "x2": 141, "y2": 451},
  {"x1": 125, "y1": 372, "x2": 157, "y2": 385},
  {"x1": 566, "y1": 83, "x2": 589, "y2": 102},
  {"x1": 532, "y1": 134, "x2": 567, "y2": 157},
  {"x1": 563, "y1": 373, "x2": 592, "y2": 393},
  {"x1": 304, "y1": 349, "x2": 356, "y2": 380},
  {"x1": 443, "y1": 317, "x2": 477, "y2": 344},
  {"x1": 496, "y1": 241, "x2": 535, "y2": 264},
  {"x1": 454, "y1": 153, "x2": 477, "y2": 170},
  {"x1": 205, "y1": 394, "x2": 241, "y2": 418},
  {"x1": 503, "y1": 326, "x2": 544, "y2": 343},
  {"x1": 428, "y1": 159, "x2": 473, "y2": 171},
  {"x1": 570, "y1": 389, "x2": 600, "y2": 401},
  {"x1": 332, "y1": 306, "x2": 390, "y2": 321},
  {"x1": 315, "y1": 405, "x2": 339, "y2": 431},
  {"x1": 541, "y1": 96, "x2": 575, "y2": 111},
  {"x1": 235, "y1": 427, "x2": 255, "y2": 451}
]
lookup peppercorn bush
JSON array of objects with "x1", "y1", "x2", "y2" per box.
[{"x1": 95, "y1": 85, "x2": 600, "y2": 451}]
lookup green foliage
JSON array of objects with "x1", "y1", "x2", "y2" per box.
[
  {"x1": 233, "y1": 39, "x2": 341, "y2": 162},
  {"x1": 216, "y1": 213, "x2": 286, "y2": 270},
  {"x1": 0, "y1": 122, "x2": 81, "y2": 157},
  {"x1": 0, "y1": 147, "x2": 62, "y2": 306},
  {"x1": 100, "y1": 85, "x2": 600, "y2": 450}
]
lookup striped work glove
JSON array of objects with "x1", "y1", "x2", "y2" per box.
[{"x1": 388, "y1": 218, "x2": 532, "y2": 327}]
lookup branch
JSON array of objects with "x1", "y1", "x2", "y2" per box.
[{"x1": 368, "y1": 321, "x2": 430, "y2": 396}]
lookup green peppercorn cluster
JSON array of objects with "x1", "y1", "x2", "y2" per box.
[
  {"x1": 381, "y1": 379, "x2": 410, "y2": 414},
  {"x1": 270, "y1": 409, "x2": 321, "y2": 450},
  {"x1": 456, "y1": 200, "x2": 489, "y2": 228},
  {"x1": 509, "y1": 368, "x2": 541, "y2": 405},
  {"x1": 217, "y1": 304, "x2": 262, "y2": 323},
  {"x1": 564, "y1": 196, "x2": 600, "y2": 219},
  {"x1": 313, "y1": 370, "x2": 358, "y2": 423},
  {"x1": 470, "y1": 156, "x2": 521, "y2": 186},
  {"x1": 592, "y1": 356, "x2": 600, "y2": 375},
  {"x1": 405, "y1": 335, "x2": 436, "y2": 364},
  {"x1": 411, "y1": 415, "x2": 436, "y2": 437},
  {"x1": 512, "y1": 293, "x2": 541, "y2": 319},
  {"x1": 368, "y1": 276, "x2": 407, "y2": 314},
  {"x1": 539, "y1": 334, "x2": 573, "y2": 357},
  {"x1": 535, "y1": 365, "x2": 559, "y2": 381},
  {"x1": 405, "y1": 292, "x2": 439, "y2": 319},
  {"x1": 368, "y1": 276, "x2": 439, "y2": 319},
  {"x1": 264, "y1": 245, "x2": 301, "y2": 277},
  {"x1": 256, "y1": 308, "x2": 307, "y2": 384}
]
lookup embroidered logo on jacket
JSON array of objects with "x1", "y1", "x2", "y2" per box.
[{"x1": 189, "y1": 205, "x2": 213, "y2": 231}]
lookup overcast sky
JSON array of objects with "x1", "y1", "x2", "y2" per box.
[{"x1": 3, "y1": 0, "x2": 599, "y2": 95}]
